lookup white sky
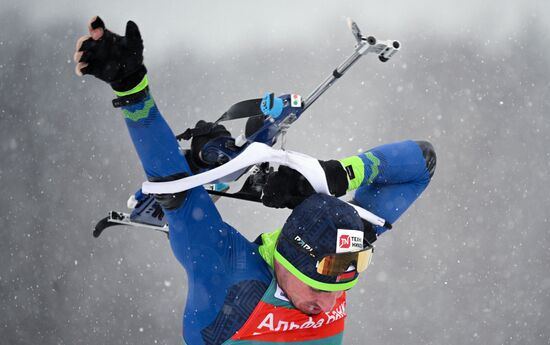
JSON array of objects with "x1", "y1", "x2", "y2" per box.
[{"x1": 5, "y1": 0, "x2": 549, "y2": 59}]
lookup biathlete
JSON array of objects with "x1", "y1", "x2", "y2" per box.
[{"x1": 74, "y1": 16, "x2": 436, "y2": 345}]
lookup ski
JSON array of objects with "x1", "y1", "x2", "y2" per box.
[{"x1": 94, "y1": 184, "x2": 230, "y2": 238}]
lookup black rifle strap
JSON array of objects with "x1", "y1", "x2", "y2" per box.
[
  {"x1": 215, "y1": 98, "x2": 263, "y2": 123},
  {"x1": 177, "y1": 98, "x2": 263, "y2": 141}
]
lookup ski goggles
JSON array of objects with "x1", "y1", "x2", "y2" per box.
[
  {"x1": 278, "y1": 233, "x2": 374, "y2": 277},
  {"x1": 316, "y1": 247, "x2": 374, "y2": 276}
]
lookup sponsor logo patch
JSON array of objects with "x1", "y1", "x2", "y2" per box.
[{"x1": 336, "y1": 229, "x2": 364, "y2": 253}]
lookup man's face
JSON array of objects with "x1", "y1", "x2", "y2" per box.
[{"x1": 274, "y1": 259, "x2": 343, "y2": 315}]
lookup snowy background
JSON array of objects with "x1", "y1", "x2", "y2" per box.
[{"x1": 1, "y1": 1, "x2": 549, "y2": 344}]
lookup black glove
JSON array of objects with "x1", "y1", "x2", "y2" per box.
[
  {"x1": 75, "y1": 16, "x2": 146, "y2": 92},
  {"x1": 261, "y1": 160, "x2": 349, "y2": 209},
  {"x1": 261, "y1": 166, "x2": 315, "y2": 209},
  {"x1": 181, "y1": 120, "x2": 232, "y2": 173}
]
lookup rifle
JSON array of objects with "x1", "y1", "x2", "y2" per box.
[{"x1": 94, "y1": 20, "x2": 399, "y2": 238}]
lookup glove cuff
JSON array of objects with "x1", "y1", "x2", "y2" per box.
[
  {"x1": 318, "y1": 160, "x2": 349, "y2": 197},
  {"x1": 112, "y1": 65, "x2": 148, "y2": 94},
  {"x1": 113, "y1": 67, "x2": 148, "y2": 95},
  {"x1": 112, "y1": 71, "x2": 149, "y2": 108},
  {"x1": 338, "y1": 156, "x2": 365, "y2": 191}
]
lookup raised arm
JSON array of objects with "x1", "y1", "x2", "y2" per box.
[
  {"x1": 261, "y1": 140, "x2": 436, "y2": 237},
  {"x1": 73, "y1": 16, "x2": 268, "y2": 278},
  {"x1": 340, "y1": 140, "x2": 436, "y2": 235},
  {"x1": 74, "y1": 18, "x2": 275, "y2": 344}
]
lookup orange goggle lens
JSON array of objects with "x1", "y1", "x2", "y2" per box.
[{"x1": 316, "y1": 247, "x2": 374, "y2": 276}]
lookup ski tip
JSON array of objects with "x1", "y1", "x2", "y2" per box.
[{"x1": 93, "y1": 216, "x2": 111, "y2": 238}]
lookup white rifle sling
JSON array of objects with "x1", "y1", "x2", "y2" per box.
[
  {"x1": 141, "y1": 143, "x2": 330, "y2": 194},
  {"x1": 141, "y1": 143, "x2": 386, "y2": 227}
]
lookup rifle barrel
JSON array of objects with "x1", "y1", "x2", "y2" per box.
[{"x1": 302, "y1": 47, "x2": 364, "y2": 111}]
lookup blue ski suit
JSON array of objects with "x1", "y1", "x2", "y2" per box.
[{"x1": 120, "y1": 90, "x2": 435, "y2": 345}]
